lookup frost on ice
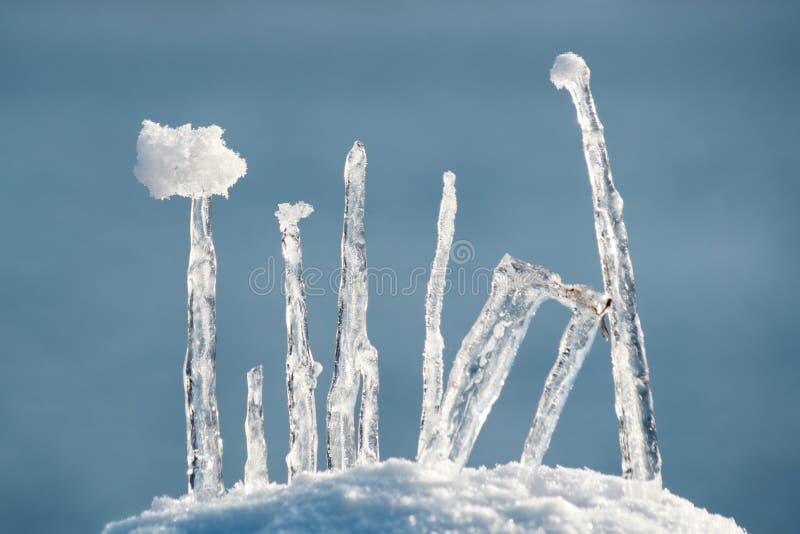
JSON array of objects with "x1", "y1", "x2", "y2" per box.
[
  {"x1": 326, "y1": 141, "x2": 380, "y2": 470},
  {"x1": 419, "y1": 255, "x2": 607, "y2": 468},
  {"x1": 134, "y1": 120, "x2": 247, "y2": 497},
  {"x1": 418, "y1": 171, "x2": 457, "y2": 457},
  {"x1": 552, "y1": 52, "x2": 661, "y2": 482},
  {"x1": 244, "y1": 365, "x2": 268, "y2": 493},
  {"x1": 276, "y1": 201, "x2": 321, "y2": 482}
]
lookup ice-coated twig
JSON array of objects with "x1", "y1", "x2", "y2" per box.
[
  {"x1": 521, "y1": 300, "x2": 605, "y2": 468},
  {"x1": 244, "y1": 365, "x2": 268, "y2": 492},
  {"x1": 551, "y1": 52, "x2": 661, "y2": 482},
  {"x1": 326, "y1": 141, "x2": 380, "y2": 470},
  {"x1": 134, "y1": 120, "x2": 246, "y2": 497},
  {"x1": 419, "y1": 255, "x2": 607, "y2": 468},
  {"x1": 276, "y1": 201, "x2": 321, "y2": 481},
  {"x1": 417, "y1": 171, "x2": 457, "y2": 457}
]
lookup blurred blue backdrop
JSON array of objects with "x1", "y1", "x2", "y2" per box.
[{"x1": 1, "y1": 1, "x2": 797, "y2": 532}]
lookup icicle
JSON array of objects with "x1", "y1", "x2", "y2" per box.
[
  {"x1": 244, "y1": 365, "x2": 268, "y2": 492},
  {"x1": 551, "y1": 52, "x2": 661, "y2": 482},
  {"x1": 183, "y1": 196, "x2": 224, "y2": 498},
  {"x1": 134, "y1": 120, "x2": 246, "y2": 498},
  {"x1": 418, "y1": 255, "x2": 606, "y2": 469},
  {"x1": 326, "y1": 141, "x2": 380, "y2": 470},
  {"x1": 276, "y1": 202, "x2": 320, "y2": 481},
  {"x1": 418, "y1": 171, "x2": 457, "y2": 457},
  {"x1": 521, "y1": 298, "x2": 604, "y2": 468}
]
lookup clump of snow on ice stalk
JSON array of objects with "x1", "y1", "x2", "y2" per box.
[
  {"x1": 135, "y1": 120, "x2": 246, "y2": 199},
  {"x1": 276, "y1": 201, "x2": 322, "y2": 482},
  {"x1": 327, "y1": 141, "x2": 380, "y2": 470},
  {"x1": 244, "y1": 365, "x2": 268, "y2": 493},
  {"x1": 418, "y1": 171, "x2": 457, "y2": 457},
  {"x1": 135, "y1": 119, "x2": 247, "y2": 498},
  {"x1": 551, "y1": 52, "x2": 661, "y2": 482},
  {"x1": 419, "y1": 254, "x2": 606, "y2": 468}
]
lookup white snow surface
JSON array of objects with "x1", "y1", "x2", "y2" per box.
[
  {"x1": 104, "y1": 459, "x2": 742, "y2": 533},
  {"x1": 135, "y1": 120, "x2": 247, "y2": 199}
]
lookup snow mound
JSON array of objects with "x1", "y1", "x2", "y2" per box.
[
  {"x1": 134, "y1": 120, "x2": 247, "y2": 199},
  {"x1": 550, "y1": 52, "x2": 591, "y2": 89},
  {"x1": 104, "y1": 460, "x2": 742, "y2": 533}
]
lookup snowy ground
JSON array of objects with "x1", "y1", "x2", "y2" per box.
[{"x1": 104, "y1": 459, "x2": 743, "y2": 533}]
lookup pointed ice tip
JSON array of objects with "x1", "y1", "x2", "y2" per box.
[
  {"x1": 443, "y1": 171, "x2": 456, "y2": 186},
  {"x1": 275, "y1": 201, "x2": 314, "y2": 228},
  {"x1": 347, "y1": 140, "x2": 367, "y2": 166},
  {"x1": 550, "y1": 52, "x2": 590, "y2": 89}
]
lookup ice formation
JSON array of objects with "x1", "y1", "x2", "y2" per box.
[
  {"x1": 181, "y1": 197, "x2": 225, "y2": 497},
  {"x1": 276, "y1": 201, "x2": 321, "y2": 481},
  {"x1": 419, "y1": 255, "x2": 607, "y2": 468},
  {"x1": 522, "y1": 301, "x2": 606, "y2": 468},
  {"x1": 552, "y1": 52, "x2": 661, "y2": 482},
  {"x1": 418, "y1": 171, "x2": 457, "y2": 456},
  {"x1": 326, "y1": 141, "x2": 380, "y2": 470},
  {"x1": 135, "y1": 120, "x2": 247, "y2": 498},
  {"x1": 119, "y1": 52, "x2": 687, "y2": 529},
  {"x1": 244, "y1": 365, "x2": 268, "y2": 493},
  {"x1": 134, "y1": 120, "x2": 246, "y2": 199}
]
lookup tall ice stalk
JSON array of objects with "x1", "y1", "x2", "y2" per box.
[
  {"x1": 418, "y1": 172, "x2": 457, "y2": 457},
  {"x1": 551, "y1": 52, "x2": 661, "y2": 482},
  {"x1": 184, "y1": 196, "x2": 224, "y2": 497},
  {"x1": 326, "y1": 141, "x2": 380, "y2": 470},
  {"x1": 276, "y1": 202, "x2": 320, "y2": 481}
]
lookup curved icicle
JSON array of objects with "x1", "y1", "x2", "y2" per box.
[{"x1": 551, "y1": 52, "x2": 661, "y2": 482}]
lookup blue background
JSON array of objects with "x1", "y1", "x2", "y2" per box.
[{"x1": 1, "y1": 1, "x2": 797, "y2": 532}]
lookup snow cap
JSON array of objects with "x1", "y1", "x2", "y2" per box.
[
  {"x1": 550, "y1": 52, "x2": 591, "y2": 90},
  {"x1": 275, "y1": 201, "x2": 314, "y2": 231},
  {"x1": 135, "y1": 120, "x2": 247, "y2": 199}
]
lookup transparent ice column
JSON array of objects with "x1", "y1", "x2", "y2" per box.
[
  {"x1": 326, "y1": 141, "x2": 380, "y2": 470},
  {"x1": 244, "y1": 365, "x2": 268, "y2": 492},
  {"x1": 184, "y1": 196, "x2": 224, "y2": 497},
  {"x1": 276, "y1": 202, "x2": 320, "y2": 481},
  {"x1": 418, "y1": 171, "x2": 457, "y2": 456}
]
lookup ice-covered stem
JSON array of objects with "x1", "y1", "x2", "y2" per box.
[
  {"x1": 244, "y1": 365, "x2": 268, "y2": 492},
  {"x1": 551, "y1": 52, "x2": 661, "y2": 482},
  {"x1": 521, "y1": 301, "x2": 605, "y2": 468},
  {"x1": 326, "y1": 141, "x2": 380, "y2": 470},
  {"x1": 183, "y1": 196, "x2": 224, "y2": 498},
  {"x1": 276, "y1": 202, "x2": 321, "y2": 481},
  {"x1": 417, "y1": 171, "x2": 457, "y2": 457},
  {"x1": 419, "y1": 255, "x2": 606, "y2": 468}
]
